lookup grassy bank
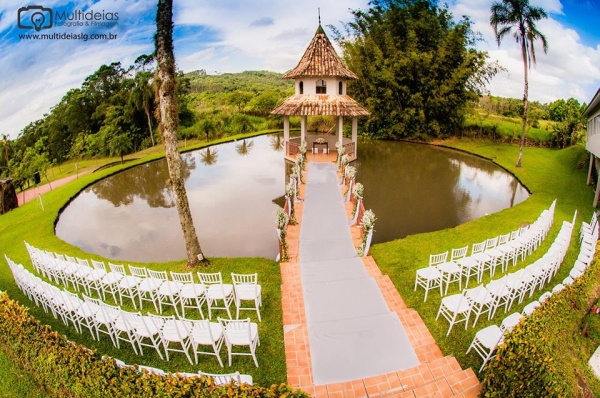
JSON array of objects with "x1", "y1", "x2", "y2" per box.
[
  {"x1": 372, "y1": 138, "x2": 595, "y2": 377},
  {"x1": 0, "y1": 130, "x2": 286, "y2": 388}
]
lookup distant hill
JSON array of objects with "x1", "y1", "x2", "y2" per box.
[{"x1": 185, "y1": 70, "x2": 293, "y2": 94}]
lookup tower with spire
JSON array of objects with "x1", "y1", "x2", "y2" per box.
[{"x1": 271, "y1": 21, "x2": 369, "y2": 161}]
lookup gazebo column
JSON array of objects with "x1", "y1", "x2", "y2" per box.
[
  {"x1": 352, "y1": 117, "x2": 358, "y2": 158},
  {"x1": 338, "y1": 115, "x2": 344, "y2": 148},
  {"x1": 283, "y1": 116, "x2": 290, "y2": 143},
  {"x1": 301, "y1": 115, "x2": 307, "y2": 143},
  {"x1": 587, "y1": 152, "x2": 594, "y2": 185}
]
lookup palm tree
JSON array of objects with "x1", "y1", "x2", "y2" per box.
[
  {"x1": 155, "y1": 0, "x2": 207, "y2": 266},
  {"x1": 131, "y1": 71, "x2": 155, "y2": 147},
  {"x1": 109, "y1": 133, "x2": 132, "y2": 164},
  {"x1": 490, "y1": 0, "x2": 548, "y2": 167}
]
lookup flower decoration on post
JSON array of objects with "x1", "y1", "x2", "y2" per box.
[
  {"x1": 275, "y1": 208, "x2": 289, "y2": 261},
  {"x1": 344, "y1": 165, "x2": 357, "y2": 196},
  {"x1": 297, "y1": 153, "x2": 306, "y2": 171},
  {"x1": 336, "y1": 144, "x2": 346, "y2": 168},
  {"x1": 285, "y1": 181, "x2": 297, "y2": 225},
  {"x1": 352, "y1": 182, "x2": 364, "y2": 218},
  {"x1": 299, "y1": 140, "x2": 307, "y2": 155},
  {"x1": 357, "y1": 209, "x2": 376, "y2": 257}
]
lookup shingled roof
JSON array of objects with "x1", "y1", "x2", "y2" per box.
[
  {"x1": 283, "y1": 25, "x2": 358, "y2": 80},
  {"x1": 270, "y1": 94, "x2": 370, "y2": 116}
]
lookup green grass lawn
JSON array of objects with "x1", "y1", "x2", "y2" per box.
[
  {"x1": 372, "y1": 138, "x2": 595, "y2": 373},
  {"x1": 0, "y1": 130, "x2": 286, "y2": 388},
  {"x1": 464, "y1": 114, "x2": 553, "y2": 143},
  {"x1": 1, "y1": 132, "x2": 596, "y2": 392}
]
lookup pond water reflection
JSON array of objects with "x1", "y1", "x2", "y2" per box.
[
  {"x1": 354, "y1": 141, "x2": 529, "y2": 244},
  {"x1": 55, "y1": 135, "x2": 528, "y2": 262},
  {"x1": 56, "y1": 135, "x2": 286, "y2": 262}
]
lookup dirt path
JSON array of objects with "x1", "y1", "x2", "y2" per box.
[{"x1": 17, "y1": 173, "x2": 86, "y2": 206}]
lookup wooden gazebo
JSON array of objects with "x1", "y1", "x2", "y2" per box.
[{"x1": 271, "y1": 24, "x2": 369, "y2": 160}]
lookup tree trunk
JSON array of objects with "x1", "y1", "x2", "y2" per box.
[
  {"x1": 517, "y1": 41, "x2": 529, "y2": 168},
  {"x1": 155, "y1": 0, "x2": 207, "y2": 267},
  {"x1": 144, "y1": 100, "x2": 155, "y2": 147}
]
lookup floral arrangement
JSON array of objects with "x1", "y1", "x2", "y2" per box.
[
  {"x1": 297, "y1": 153, "x2": 305, "y2": 170},
  {"x1": 315, "y1": 138, "x2": 325, "y2": 144},
  {"x1": 275, "y1": 208, "x2": 289, "y2": 261},
  {"x1": 341, "y1": 154, "x2": 350, "y2": 168},
  {"x1": 299, "y1": 140, "x2": 307, "y2": 155},
  {"x1": 293, "y1": 162, "x2": 303, "y2": 184},
  {"x1": 357, "y1": 209, "x2": 376, "y2": 256},
  {"x1": 346, "y1": 165, "x2": 356, "y2": 180},
  {"x1": 352, "y1": 182, "x2": 364, "y2": 218},
  {"x1": 336, "y1": 144, "x2": 345, "y2": 167},
  {"x1": 285, "y1": 181, "x2": 297, "y2": 224}
]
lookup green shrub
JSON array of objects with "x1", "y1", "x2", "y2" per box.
[
  {"x1": 0, "y1": 292, "x2": 308, "y2": 398},
  {"x1": 480, "y1": 257, "x2": 600, "y2": 397}
]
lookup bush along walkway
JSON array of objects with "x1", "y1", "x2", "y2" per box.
[{"x1": 280, "y1": 151, "x2": 480, "y2": 397}]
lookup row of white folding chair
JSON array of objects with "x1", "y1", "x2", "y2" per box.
[
  {"x1": 23, "y1": 243, "x2": 262, "y2": 321},
  {"x1": 5, "y1": 259, "x2": 260, "y2": 368},
  {"x1": 580, "y1": 211, "x2": 598, "y2": 242},
  {"x1": 482, "y1": 217, "x2": 573, "y2": 320},
  {"x1": 569, "y1": 225, "x2": 597, "y2": 281},
  {"x1": 111, "y1": 357, "x2": 253, "y2": 385},
  {"x1": 466, "y1": 312, "x2": 523, "y2": 372},
  {"x1": 417, "y1": 222, "x2": 551, "y2": 302},
  {"x1": 436, "y1": 220, "x2": 572, "y2": 334}
]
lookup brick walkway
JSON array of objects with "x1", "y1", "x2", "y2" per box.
[{"x1": 281, "y1": 152, "x2": 481, "y2": 397}]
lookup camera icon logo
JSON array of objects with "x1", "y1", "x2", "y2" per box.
[{"x1": 18, "y1": 5, "x2": 53, "y2": 32}]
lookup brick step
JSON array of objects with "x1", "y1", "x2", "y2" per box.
[{"x1": 368, "y1": 356, "x2": 481, "y2": 398}]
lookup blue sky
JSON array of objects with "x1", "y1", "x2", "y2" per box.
[{"x1": 0, "y1": 0, "x2": 599, "y2": 137}]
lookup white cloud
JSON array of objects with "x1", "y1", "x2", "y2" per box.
[
  {"x1": 449, "y1": 0, "x2": 600, "y2": 105},
  {"x1": 1, "y1": 0, "x2": 599, "y2": 138}
]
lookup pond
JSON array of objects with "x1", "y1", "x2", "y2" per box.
[
  {"x1": 55, "y1": 134, "x2": 529, "y2": 262},
  {"x1": 355, "y1": 140, "x2": 529, "y2": 245}
]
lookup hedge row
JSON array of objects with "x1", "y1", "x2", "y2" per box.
[
  {"x1": 0, "y1": 292, "x2": 308, "y2": 398},
  {"x1": 480, "y1": 256, "x2": 600, "y2": 397}
]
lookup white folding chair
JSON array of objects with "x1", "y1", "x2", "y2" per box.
[
  {"x1": 438, "y1": 249, "x2": 463, "y2": 296},
  {"x1": 130, "y1": 265, "x2": 162, "y2": 312},
  {"x1": 87, "y1": 260, "x2": 108, "y2": 298},
  {"x1": 522, "y1": 300, "x2": 540, "y2": 316},
  {"x1": 126, "y1": 311, "x2": 164, "y2": 360},
  {"x1": 480, "y1": 237, "x2": 499, "y2": 279},
  {"x1": 78, "y1": 294, "x2": 102, "y2": 340},
  {"x1": 148, "y1": 269, "x2": 183, "y2": 314},
  {"x1": 414, "y1": 252, "x2": 445, "y2": 302},
  {"x1": 219, "y1": 317, "x2": 260, "y2": 367},
  {"x1": 148, "y1": 313, "x2": 193, "y2": 364},
  {"x1": 112, "y1": 263, "x2": 141, "y2": 308},
  {"x1": 112, "y1": 310, "x2": 141, "y2": 355},
  {"x1": 73, "y1": 258, "x2": 92, "y2": 293},
  {"x1": 465, "y1": 285, "x2": 493, "y2": 327},
  {"x1": 436, "y1": 289, "x2": 472, "y2": 336},
  {"x1": 171, "y1": 271, "x2": 206, "y2": 318},
  {"x1": 94, "y1": 301, "x2": 121, "y2": 347},
  {"x1": 183, "y1": 318, "x2": 224, "y2": 366},
  {"x1": 456, "y1": 245, "x2": 481, "y2": 289},
  {"x1": 231, "y1": 273, "x2": 262, "y2": 321},
  {"x1": 198, "y1": 272, "x2": 234, "y2": 319},
  {"x1": 198, "y1": 371, "x2": 253, "y2": 386},
  {"x1": 99, "y1": 262, "x2": 124, "y2": 302},
  {"x1": 466, "y1": 324, "x2": 504, "y2": 372}
]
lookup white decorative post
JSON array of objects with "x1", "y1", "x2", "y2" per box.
[
  {"x1": 338, "y1": 115, "x2": 344, "y2": 148},
  {"x1": 301, "y1": 115, "x2": 307, "y2": 143},
  {"x1": 352, "y1": 116, "x2": 358, "y2": 158},
  {"x1": 284, "y1": 116, "x2": 290, "y2": 143}
]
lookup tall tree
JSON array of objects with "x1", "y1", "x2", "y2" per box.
[
  {"x1": 491, "y1": 0, "x2": 548, "y2": 167},
  {"x1": 336, "y1": 0, "x2": 498, "y2": 140},
  {"x1": 155, "y1": 0, "x2": 207, "y2": 267}
]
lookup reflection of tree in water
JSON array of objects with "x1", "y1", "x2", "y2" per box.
[
  {"x1": 235, "y1": 139, "x2": 254, "y2": 156},
  {"x1": 200, "y1": 147, "x2": 218, "y2": 166},
  {"x1": 269, "y1": 134, "x2": 284, "y2": 152},
  {"x1": 91, "y1": 156, "x2": 196, "y2": 208},
  {"x1": 356, "y1": 141, "x2": 464, "y2": 242}
]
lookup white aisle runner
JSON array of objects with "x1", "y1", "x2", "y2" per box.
[{"x1": 299, "y1": 162, "x2": 419, "y2": 385}]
